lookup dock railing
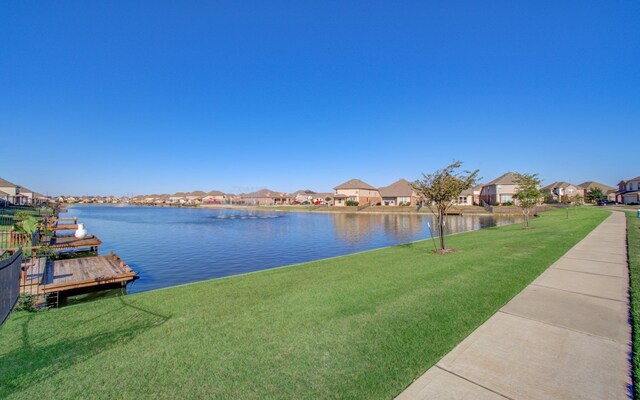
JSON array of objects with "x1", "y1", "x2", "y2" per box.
[{"x1": 0, "y1": 249, "x2": 22, "y2": 326}]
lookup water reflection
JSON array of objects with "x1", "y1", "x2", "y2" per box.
[{"x1": 62, "y1": 206, "x2": 521, "y2": 294}]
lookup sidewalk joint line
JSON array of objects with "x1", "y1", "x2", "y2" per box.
[
  {"x1": 552, "y1": 266, "x2": 625, "y2": 278},
  {"x1": 563, "y1": 256, "x2": 627, "y2": 266},
  {"x1": 434, "y1": 365, "x2": 514, "y2": 400},
  {"x1": 530, "y1": 283, "x2": 626, "y2": 303},
  {"x1": 497, "y1": 310, "x2": 625, "y2": 345}
]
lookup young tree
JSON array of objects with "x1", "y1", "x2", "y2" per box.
[
  {"x1": 561, "y1": 194, "x2": 571, "y2": 219},
  {"x1": 573, "y1": 193, "x2": 584, "y2": 206},
  {"x1": 411, "y1": 161, "x2": 479, "y2": 253},
  {"x1": 512, "y1": 173, "x2": 542, "y2": 228},
  {"x1": 586, "y1": 187, "x2": 605, "y2": 203}
]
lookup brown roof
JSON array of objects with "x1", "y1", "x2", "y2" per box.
[
  {"x1": 486, "y1": 172, "x2": 518, "y2": 185},
  {"x1": 292, "y1": 189, "x2": 317, "y2": 196},
  {"x1": 542, "y1": 181, "x2": 575, "y2": 191},
  {"x1": 206, "y1": 190, "x2": 226, "y2": 197},
  {"x1": 334, "y1": 178, "x2": 377, "y2": 190},
  {"x1": 243, "y1": 189, "x2": 290, "y2": 198},
  {"x1": 577, "y1": 181, "x2": 616, "y2": 191},
  {"x1": 379, "y1": 179, "x2": 414, "y2": 197},
  {"x1": 0, "y1": 177, "x2": 18, "y2": 188}
]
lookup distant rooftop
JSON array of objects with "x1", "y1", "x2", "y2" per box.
[
  {"x1": 379, "y1": 179, "x2": 413, "y2": 197},
  {"x1": 0, "y1": 177, "x2": 18, "y2": 188},
  {"x1": 334, "y1": 178, "x2": 377, "y2": 190},
  {"x1": 486, "y1": 172, "x2": 518, "y2": 185}
]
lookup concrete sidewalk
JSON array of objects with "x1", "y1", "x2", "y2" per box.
[{"x1": 397, "y1": 212, "x2": 632, "y2": 400}]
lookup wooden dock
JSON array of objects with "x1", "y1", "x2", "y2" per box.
[
  {"x1": 444, "y1": 209, "x2": 464, "y2": 215},
  {"x1": 20, "y1": 252, "x2": 137, "y2": 296},
  {"x1": 3, "y1": 234, "x2": 102, "y2": 255},
  {"x1": 49, "y1": 235, "x2": 102, "y2": 251},
  {"x1": 50, "y1": 224, "x2": 79, "y2": 232}
]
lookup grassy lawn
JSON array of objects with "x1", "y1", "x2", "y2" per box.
[
  {"x1": 628, "y1": 212, "x2": 640, "y2": 389},
  {"x1": 0, "y1": 208, "x2": 609, "y2": 399}
]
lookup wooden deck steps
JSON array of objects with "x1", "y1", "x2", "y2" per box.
[{"x1": 19, "y1": 252, "x2": 137, "y2": 295}]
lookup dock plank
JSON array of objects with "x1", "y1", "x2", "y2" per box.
[{"x1": 42, "y1": 254, "x2": 136, "y2": 293}]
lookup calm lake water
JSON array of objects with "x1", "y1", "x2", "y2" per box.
[{"x1": 61, "y1": 206, "x2": 521, "y2": 294}]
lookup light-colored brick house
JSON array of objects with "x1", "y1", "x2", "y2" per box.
[
  {"x1": 577, "y1": 181, "x2": 616, "y2": 202},
  {"x1": 379, "y1": 179, "x2": 419, "y2": 206},
  {"x1": 480, "y1": 172, "x2": 519, "y2": 205},
  {"x1": 542, "y1": 181, "x2": 583, "y2": 202},
  {"x1": 457, "y1": 184, "x2": 484, "y2": 206},
  {"x1": 333, "y1": 179, "x2": 381, "y2": 206},
  {"x1": 0, "y1": 177, "x2": 20, "y2": 205},
  {"x1": 202, "y1": 190, "x2": 227, "y2": 204},
  {"x1": 242, "y1": 189, "x2": 291, "y2": 206}
]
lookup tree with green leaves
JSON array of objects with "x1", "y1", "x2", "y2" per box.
[
  {"x1": 512, "y1": 173, "x2": 542, "y2": 228},
  {"x1": 411, "y1": 161, "x2": 479, "y2": 253},
  {"x1": 586, "y1": 187, "x2": 605, "y2": 203},
  {"x1": 11, "y1": 215, "x2": 39, "y2": 249}
]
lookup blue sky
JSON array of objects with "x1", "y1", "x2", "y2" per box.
[{"x1": 1, "y1": 1, "x2": 638, "y2": 196}]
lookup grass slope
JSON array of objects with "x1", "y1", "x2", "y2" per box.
[
  {"x1": 628, "y1": 212, "x2": 640, "y2": 391},
  {"x1": 0, "y1": 208, "x2": 609, "y2": 399}
]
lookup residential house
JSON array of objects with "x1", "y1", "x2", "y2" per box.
[
  {"x1": 168, "y1": 196, "x2": 186, "y2": 205},
  {"x1": 313, "y1": 193, "x2": 333, "y2": 205},
  {"x1": 617, "y1": 176, "x2": 640, "y2": 204},
  {"x1": 292, "y1": 190, "x2": 316, "y2": 204},
  {"x1": 333, "y1": 179, "x2": 381, "y2": 206},
  {"x1": 578, "y1": 181, "x2": 617, "y2": 202},
  {"x1": 379, "y1": 179, "x2": 418, "y2": 206},
  {"x1": 33, "y1": 193, "x2": 50, "y2": 204},
  {"x1": 480, "y1": 172, "x2": 519, "y2": 205},
  {"x1": 0, "y1": 177, "x2": 20, "y2": 205},
  {"x1": 202, "y1": 190, "x2": 227, "y2": 204},
  {"x1": 242, "y1": 189, "x2": 291, "y2": 206},
  {"x1": 457, "y1": 184, "x2": 484, "y2": 206},
  {"x1": 185, "y1": 195, "x2": 203, "y2": 205},
  {"x1": 18, "y1": 187, "x2": 36, "y2": 205},
  {"x1": 542, "y1": 181, "x2": 583, "y2": 202}
]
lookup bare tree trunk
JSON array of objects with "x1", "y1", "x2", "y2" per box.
[
  {"x1": 523, "y1": 208, "x2": 529, "y2": 228},
  {"x1": 438, "y1": 210, "x2": 445, "y2": 250}
]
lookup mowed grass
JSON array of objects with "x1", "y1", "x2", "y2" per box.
[
  {"x1": 628, "y1": 212, "x2": 640, "y2": 389},
  {"x1": 0, "y1": 208, "x2": 609, "y2": 399}
]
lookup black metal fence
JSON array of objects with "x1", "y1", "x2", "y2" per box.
[{"x1": 0, "y1": 249, "x2": 22, "y2": 326}]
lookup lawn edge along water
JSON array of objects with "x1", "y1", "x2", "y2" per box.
[
  {"x1": 117, "y1": 212, "x2": 516, "y2": 299},
  {"x1": 627, "y1": 211, "x2": 640, "y2": 392},
  {"x1": 1, "y1": 207, "x2": 610, "y2": 400}
]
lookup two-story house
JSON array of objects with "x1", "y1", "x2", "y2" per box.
[
  {"x1": 542, "y1": 181, "x2": 583, "y2": 202},
  {"x1": 480, "y1": 172, "x2": 519, "y2": 205},
  {"x1": 333, "y1": 179, "x2": 381, "y2": 206},
  {"x1": 617, "y1": 176, "x2": 640, "y2": 204},
  {"x1": 577, "y1": 181, "x2": 617, "y2": 202}
]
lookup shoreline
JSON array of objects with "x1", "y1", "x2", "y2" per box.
[{"x1": 65, "y1": 202, "x2": 534, "y2": 216}]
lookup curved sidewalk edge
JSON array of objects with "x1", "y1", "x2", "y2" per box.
[{"x1": 396, "y1": 212, "x2": 632, "y2": 400}]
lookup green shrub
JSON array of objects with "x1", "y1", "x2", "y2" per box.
[
  {"x1": 15, "y1": 295, "x2": 38, "y2": 312},
  {"x1": 345, "y1": 200, "x2": 359, "y2": 206}
]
